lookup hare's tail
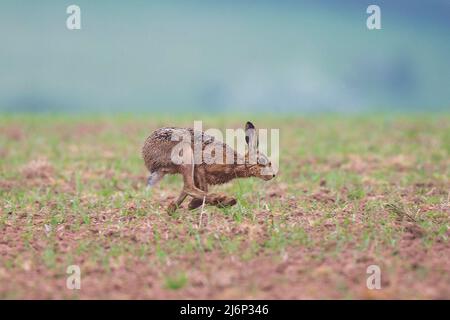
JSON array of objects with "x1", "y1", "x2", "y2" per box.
[{"x1": 147, "y1": 171, "x2": 164, "y2": 188}]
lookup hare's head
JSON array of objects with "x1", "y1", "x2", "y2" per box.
[{"x1": 244, "y1": 121, "x2": 277, "y2": 181}]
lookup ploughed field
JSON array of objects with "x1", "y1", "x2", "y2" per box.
[{"x1": 0, "y1": 114, "x2": 449, "y2": 299}]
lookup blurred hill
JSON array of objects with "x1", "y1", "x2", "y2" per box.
[{"x1": 0, "y1": 0, "x2": 449, "y2": 113}]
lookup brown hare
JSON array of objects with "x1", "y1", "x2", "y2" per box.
[{"x1": 142, "y1": 121, "x2": 276, "y2": 213}]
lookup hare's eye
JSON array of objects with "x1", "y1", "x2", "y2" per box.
[{"x1": 258, "y1": 157, "x2": 267, "y2": 165}]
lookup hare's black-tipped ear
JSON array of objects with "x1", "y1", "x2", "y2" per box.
[{"x1": 245, "y1": 121, "x2": 256, "y2": 145}]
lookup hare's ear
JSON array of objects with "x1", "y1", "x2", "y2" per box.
[{"x1": 245, "y1": 121, "x2": 257, "y2": 148}]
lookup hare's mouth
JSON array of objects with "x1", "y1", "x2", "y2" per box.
[{"x1": 262, "y1": 173, "x2": 275, "y2": 181}]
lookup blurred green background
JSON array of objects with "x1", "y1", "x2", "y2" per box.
[{"x1": 0, "y1": 0, "x2": 449, "y2": 114}]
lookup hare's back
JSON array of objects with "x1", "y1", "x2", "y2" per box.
[{"x1": 142, "y1": 127, "x2": 232, "y2": 172}]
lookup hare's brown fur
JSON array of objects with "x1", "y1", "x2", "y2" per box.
[{"x1": 142, "y1": 122, "x2": 275, "y2": 213}]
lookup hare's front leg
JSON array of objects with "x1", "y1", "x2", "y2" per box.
[
  {"x1": 167, "y1": 191, "x2": 187, "y2": 214},
  {"x1": 213, "y1": 196, "x2": 237, "y2": 208},
  {"x1": 186, "y1": 170, "x2": 222, "y2": 210},
  {"x1": 188, "y1": 172, "x2": 208, "y2": 210},
  {"x1": 165, "y1": 164, "x2": 213, "y2": 213},
  {"x1": 178, "y1": 164, "x2": 230, "y2": 206},
  {"x1": 166, "y1": 164, "x2": 233, "y2": 213},
  {"x1": 189, "y1": 188, "x2": 236, "y2": 209},
  {"x1": 188, "y1": 169, "x2": 236, "y2": 210}
]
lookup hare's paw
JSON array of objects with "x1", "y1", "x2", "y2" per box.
[
  {"x1": 166, "y1": 202, "x2": 179, "y2": 214},
  {"x1": 212, "y1": 195, "x2": 237, "y2": 208},
  {"x1": 218, "y1": 197, "x2": 237, "y2": 207},
  {"x1": 188, "y1": 198, "x2": 204, "y2": 210}
]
